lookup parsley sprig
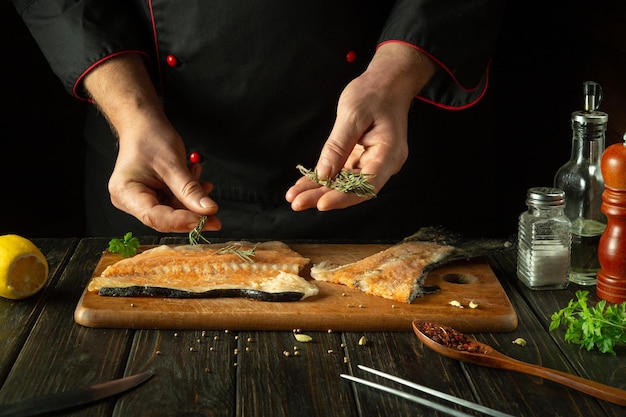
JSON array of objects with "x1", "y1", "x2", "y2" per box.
[
  {"x1": 550, "y1": 290, "x2": 626, "y2": 355},
  {"x1": 108, "y1": 232, "x2": 140, "y2": 258}
]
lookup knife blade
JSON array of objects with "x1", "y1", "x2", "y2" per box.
[{"x1": 0, "y1": 371, "x2": 153, "y2": 417}]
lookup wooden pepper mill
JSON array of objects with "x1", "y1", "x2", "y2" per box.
[{"x1": 597, "y1": 133, "x2": 626, "y2": 303}]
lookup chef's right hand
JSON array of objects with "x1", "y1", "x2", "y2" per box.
[
  {"x1": 108, "y1": 119, "x2": 222, "y2": 233},
  {"x1": 83, "y1": 53, "x2": 221, "y2": 233},
  {"x1": 286, "y1": 42, "x2": 436, "y2": 212}
]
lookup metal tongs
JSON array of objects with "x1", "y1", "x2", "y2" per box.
[{"x1": 341, "y1": 365, "x2": 515, "y2": 417}]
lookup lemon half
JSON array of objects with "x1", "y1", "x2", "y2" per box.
[{"x1": 0, "y1": 234, "x2": 49, "y2": 300}]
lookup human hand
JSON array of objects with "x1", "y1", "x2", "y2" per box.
[
  {"x1": 285, "y1": 42, "x2": 435, "y2": 211},
  {"x1": 108, "y1": 120, "x2": 222, "y2": 233},
  {"x1": 83, "y1": 54, "x2": 221, "y2": 233}
]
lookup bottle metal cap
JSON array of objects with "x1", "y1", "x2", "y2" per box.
[{"x1": 572, "y1": 111, "x2": 608, "y2": 125}]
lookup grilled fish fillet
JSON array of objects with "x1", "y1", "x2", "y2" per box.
[
  {"x1": 310, "y1": 241, "x2": 454, "y2": 303},
  {"x1": 89, "y1": 241, "x2": 318, "y2": 301},
  {"x1": 310, "y1": 227, "x2": 513, "y2": 303}
]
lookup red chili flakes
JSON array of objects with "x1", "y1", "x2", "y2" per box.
[{"x1": 417, "y1": 322, "x2": 482, "y2": 353}]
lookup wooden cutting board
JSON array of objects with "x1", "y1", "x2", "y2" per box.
[{"x1": 74, "y1": 244, "x2": 518, "y2": 332}]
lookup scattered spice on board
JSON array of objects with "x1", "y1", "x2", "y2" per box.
[
  {"x1": 294, "y1": 333, "x2": 313, "y2": 343},
  {"x1": 416, "y1": 322, "x2": 482, "y2": 353},
  {"x1": 512, "y1": 337, "x2": 527, "y2": 346}
]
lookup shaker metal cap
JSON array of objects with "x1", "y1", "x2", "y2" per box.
[{"x1": 526, "y1": 187, "x2": 566, "y2": 207}]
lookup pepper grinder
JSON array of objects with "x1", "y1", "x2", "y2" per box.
[{"x1": 597, "y1": 132, "x2": 626, "y2": 303}]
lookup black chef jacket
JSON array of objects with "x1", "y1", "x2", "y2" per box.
[{"x1": 14, "y1": 0, "x2": 507, "y2": 240}]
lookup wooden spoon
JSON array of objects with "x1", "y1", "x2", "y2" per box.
[{"x1": 412, "y1": 320, "x2": 626, "y2": 406}]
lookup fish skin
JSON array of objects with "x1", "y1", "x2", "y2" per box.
[
  {"x1": 98, "y1": 287, "x2": 306, "y2": 302},
  {"x1": 401, "y1": 226, "x2": 515, "y2": 261},
  {"x1": 310, "y1": 227, "x2": 514, "y2": 303},
  {"x1": 89, "y1": 241, "x2": 319, "y2": 301}
]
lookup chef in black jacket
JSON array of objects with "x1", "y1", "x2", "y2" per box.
[{"x1": 14, "y1": 1, "x2": 506, "y2": 240}]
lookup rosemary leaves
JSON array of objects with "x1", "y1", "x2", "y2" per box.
[
  {"x1": 216, "y1": 243, "x2": 257, "y2": 263},
  {"x1": 296, "y1": 165, "x2": 377, "y2": 198},
  {"x1": 189, "y1": 216, "x2": 210, "y2": 245},
  {"x1": 188, "y1": 217, "x2": 256, "y2": 263}
]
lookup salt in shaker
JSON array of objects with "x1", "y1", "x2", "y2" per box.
[{"x1": 517, "y1": 187, "x2": 571, "y2": 290}]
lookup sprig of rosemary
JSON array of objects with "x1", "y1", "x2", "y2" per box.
[
  {"x1": 108, "y1": 232, "x2": 140, "y2": 258},
  {"x1": 296, "y1": 164, "x2": 377, "y2": 198},
  {"x1": 216, "y1": 243, "x2": 257, "y2": 263},
  {"x1": 549, "y1": 290, "x2": 626, "y2": 355},
  {"x1": 189, "y1": 216, "x2": 211, "y2": 245}
]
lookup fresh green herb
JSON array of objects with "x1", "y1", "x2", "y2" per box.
[
  {"x1": 296, "y1": 164, "x2": 377, "y2": 198},
  {"x1": 216, "y1": 243, "x2": 257, "y2": 263},
  {"x1": 189, "y1": 216, "x2": 211, "y2": 245},
  {"x1": 549, "y1": 290, "x2": 626, "y2": 355},
  {"x1": 108, "y1": 232, "x2": 140, "y2": 258}
]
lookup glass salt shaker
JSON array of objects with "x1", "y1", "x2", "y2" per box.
[
  {"x1": 517, "y1": 187, "x2": 571, "y2": 290},
  {"x1": 554, "y1": 81, "x2": 607, "y2": 285}
]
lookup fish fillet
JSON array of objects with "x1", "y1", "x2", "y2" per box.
[
  {"x1": 89, "y1": 241, "x2": 318, "y2": 301},
  {"x1": 310, "y1": 227, "x2": 513, "y2": 303}
]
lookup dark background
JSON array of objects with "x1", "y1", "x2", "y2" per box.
[{"x1": 2, "y1": 1, "x2": 625, "y2": 238}]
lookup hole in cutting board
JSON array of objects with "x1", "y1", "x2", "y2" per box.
[{"x1": 441, "y1": 273, "x2": 479, "y2": 285}]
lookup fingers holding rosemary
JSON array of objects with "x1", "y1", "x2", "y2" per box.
[{"x1": 286, "y1": 165, "x2": 379, "y2": 211}]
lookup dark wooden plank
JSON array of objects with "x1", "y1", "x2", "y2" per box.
[
  {"x1": 0, "y1": 237, "x2": 154, "y2": 417},
  {"x1": 236, "y1": 331, "x2": 358, "y2": 417},
  {"x1": 0, "y1": 238, "x2": 77, "y2": 385},
  {"x1": 491, "y1": 252, "x2": 626, "y2": 417},
  {"x1": 119, "y1": 328, "x2": 359, "y2": 417},
  {"x1": 115, "y1": 329, "x2": 237, "y2": 417}
]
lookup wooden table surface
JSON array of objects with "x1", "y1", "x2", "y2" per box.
[{"x1": 1, "y1": 236, "x2": 624, "y2": 417}]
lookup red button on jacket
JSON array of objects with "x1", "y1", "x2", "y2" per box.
[
  {"x1": 166, "y1": 54, "x2": 179, "y2": 67},
  {"x1": 189, "y1": 152, "x2": 202, "y2": 163}
]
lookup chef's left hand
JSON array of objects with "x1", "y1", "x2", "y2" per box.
[{"x1": 285, "y1": 42, "x2": 436, "y2": 211}]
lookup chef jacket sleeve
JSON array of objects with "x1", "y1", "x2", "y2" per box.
[
  {"x1": 12, "y1": 0, "x2": 150, "y2": 99},
  {"x1": 379, "y1": 0, "x2": 506, "y2": 109}
]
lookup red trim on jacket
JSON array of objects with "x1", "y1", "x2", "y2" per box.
[
  {"x1": 148, "y1": 0, "x2": 164, "y2": 95},
  {"x1": 414, "y1": 76, "x2": 488, "y2": 110},
  {"x1": 73, "y1": 50, "x2": 150, "y2": 102},
  {"x1": 377, "y1": 40, "x2": 489, "y2": 110}
]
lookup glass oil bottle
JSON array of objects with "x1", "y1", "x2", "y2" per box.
[{"x1": 554, "y1": 81, "x2": 607, "y2": 285}]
